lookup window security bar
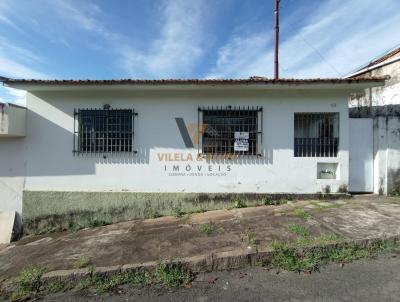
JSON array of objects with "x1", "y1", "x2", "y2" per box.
[
  {"x1": 73, "y1": 108, "x2": 136, "y2": 155},
  {"x1": 294, "y1": 112, "x2": 339, "y2": 157},
  {"x1": 198, "y1": 106, "x2": 263, "y2": 156}
]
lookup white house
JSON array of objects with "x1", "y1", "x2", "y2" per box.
[{"x1": 0, "y1": 77, "x2": 385, "y2": 235}]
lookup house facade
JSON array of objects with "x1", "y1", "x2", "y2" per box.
[{"x1": 0, "y1": 77, "x2": 384, "y2": 234}]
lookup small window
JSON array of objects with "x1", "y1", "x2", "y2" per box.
[
  {"x1": 294, "y1": 113, "x2": 339, "y2": 157},
  {"x1": 199, "y1": 106, "x2": 262, "y2": 155},
  {"x1": 73, "y1": 109, "x2": 134, "y2": 154}
]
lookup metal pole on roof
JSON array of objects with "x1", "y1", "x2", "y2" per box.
[{"x1": 274, "y1": 0, "x2": 280, "y2": 80}]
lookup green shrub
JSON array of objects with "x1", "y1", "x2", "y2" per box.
[
  {"x1": 11, "y1": 266, "x2": 46, "y2": 301},
  {"x1": 172, "y1": 207, "x2": 184, "y2": 218},
  {"x1": 15, "y1": 266, "x2": 46, "y2": 293},
  {"x1": 233, "y1": 199, "x2": 247, "y2": 208}
]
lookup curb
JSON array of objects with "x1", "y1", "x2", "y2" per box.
[{"x1": 40, "y1": 234, "x2": 400, "y2": 286}]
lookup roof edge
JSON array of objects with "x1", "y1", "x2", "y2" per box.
[{"x1": 0, "y1": 76, "x2": 387, "y2": 87}]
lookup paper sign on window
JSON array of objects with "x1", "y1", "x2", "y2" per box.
[
  {"x1": 234, "y1": 132, "x2": 249, "y2": 139},
  {"x1": 234, "y1": 131, "x2": 249, "y2": 151}
]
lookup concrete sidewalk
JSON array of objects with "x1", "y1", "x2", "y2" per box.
[{"x1": 1, "y1": 195, "x2": 400, "y2": 279}]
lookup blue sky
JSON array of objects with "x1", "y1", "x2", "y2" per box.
[{"x1": 0, "y1": 0, "x2": 400, "y2": 104}]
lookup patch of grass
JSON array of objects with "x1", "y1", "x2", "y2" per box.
[
  {"x1": 233, "y1": 199, "x2": 247, "y2": 208},
  {"x1": 172, "y1": 207, "x2": 185, "y2": 218},
  {"x1": 45, "y1": 279, "x2": 70, "y2": 294},
  {"x1": 245, "y1": 231, "x2": 257, "y2": 246},
  {"x1": 288, "y1": 224, "x2": 310, "y2": 237},
  {"x1": 150, "y1": 210, "x2": 162, "y2": 219},
  {"x1": 124, "y1": 269, "x2": 152, "y2": 285},
  {"x1": 73, "y1": 256, "x2": 91, "y2": 269},
  {"x1": 199, "y1": 222, "x2": 218, "y2": 236},
  {"x1": 265, "y1": 238, "x2": 400, "y2": 273},
  {"x1": 94, "y1": 274, "x2": 127, "y2": 293},
  {"x1": 193, "y1": 208, "x2": 206, "y2": 213},
  {"x1": 11, "y1": 266, "x2": 47, "y2": 301},
  {"x1": 263, "y1": 198, "x2": 290, "y2": 206},
  {"x1": 79, "y1": 263, "x2": 190, "y2": 293},
  {"x1": 269, "y1": 241, "x2": 321, "y2": 272},
  {"x1": 327, "y1": 245, "x2": 370, "y2": 263},
  {"x1": 87, "y1": 218, "x2": 111, "y2": 228},
  {"x1": 156, "y1": 262, "x2": 191, "y2": 287},
  {"x1": 293, "y1": 208, "x2": 310, "y2": 220},
  {"x1": 78, "y1": 276, "x2": 94, "y2": 290}
]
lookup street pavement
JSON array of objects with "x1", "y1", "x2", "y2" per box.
[{"x1": 42, "y1": 252, "x2": 400, "y2": 302}]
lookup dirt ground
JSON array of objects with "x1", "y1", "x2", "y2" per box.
[{"x1": 1, "y1": 195, "x2": 399, "y2": 279}]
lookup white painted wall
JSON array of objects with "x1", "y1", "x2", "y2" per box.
[
  {"x1": 0, "y1": 103, "x2": 26, "y2": 137},
  {"x1": 373, "y1": 116, "x2": 400, "y2": 194},
  {"x1": 0, "y1": 88, "x2": 352, "y2": 214},
  {"x1": 15, "y1": 88, "x2": 350, "y2": 194},
  {"x1": 0, "y1": 138, "x2": 26, "y2": 213}
]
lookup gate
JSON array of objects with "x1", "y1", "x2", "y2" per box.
[{"x1": 349, "y1": 118, "x2": 373, "y2": 192}]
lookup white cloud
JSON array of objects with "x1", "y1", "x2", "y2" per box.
[
  {"x1": 0, "y1": 1, "x2": 22, "y2": 32},
  {"x1": 48, "y1": 0, "x2": 208, "y2": 78},
  {"x1": 2, "y1": 87, "x2": 26, "y2": 105},
  {"x1": 0, "y1": 57, "x2": 49, "y2": 79},
  {"x1": 206, "y1": 31, "x2": 272, "y2": 79},
  {"x1": 207, "y1": 0, "x2": 400, "y2": 79},
  {"x1": 50, "y1": 0, "x2": 115, "y2": 39},
  {"x1": 0, "y1": 14, "x2": 20, "y2": 31},
  {"x1": 0, "y1": 36, "x2": 44, "y2": 64},
  {"x1": 120, "y1": 0, "x2": 207, "y2": 78}
]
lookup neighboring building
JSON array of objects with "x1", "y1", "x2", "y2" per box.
[
  {"x1": 347, "y1": 46, "x2": 400, "y2": 195},
  {"x1": 0, "y1": 77, "x2": 384, "y2": 234}
]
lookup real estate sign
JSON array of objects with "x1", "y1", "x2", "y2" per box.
[{"x1": 234, "y1": 131, "x2": 249, "y2": 151}]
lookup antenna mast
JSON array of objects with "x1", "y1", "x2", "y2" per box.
[{"x1": 274, "y1": 0, "x2": 280, "y2": 80}]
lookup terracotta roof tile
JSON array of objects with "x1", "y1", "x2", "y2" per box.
[
  {"x1": 364, "y1": 47, "x2": 400, "y2": 68},
  {"x1": 0, "y1": 76, "x2": 386, "y2": 86}
]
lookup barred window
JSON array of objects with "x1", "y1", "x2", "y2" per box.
[
  {"x1": 199, "y1": 106, "x2": 262, "y2": 155},
  {"x1": 294, "y1": 113, "x2": 339, "y2": 157},
  {"x1": 73, "y1": 108, "x2": 135, "y2": 154}
]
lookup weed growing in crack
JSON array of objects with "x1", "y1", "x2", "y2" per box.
[
  {"x1": 199, "y1": 222, "x2": 218, "y2": 236},
  {"x1": 293, "y1": 208, "x2": 310, "y2": 220},
  {"x1": 156, "y1": 262, "x2": 191, "y2": 287},
  {"x1": 11, "y1": 266, "x2": 46, "y2": 301},
  {"x1": 264, "y1": 238, "x2": 400, "y2": 273},
  {"x1": 73, "y1": 256, "x2": 91, "y2": 269},
  {"x1": 245, "y1": 231, "x2": 257, "y2": 246},
  {"x1": 288, "y1": 224, "x2": 310, "y2": 237},
  {"x1": 45, "y1": 279, "x2": 70, "y2": 294}
]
